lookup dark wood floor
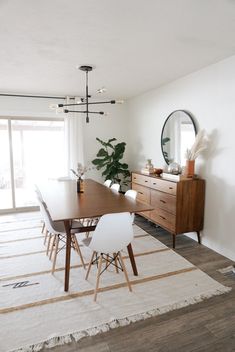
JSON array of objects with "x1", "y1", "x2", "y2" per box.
[{"x1": 42, "y1": 215, "x2": 235, "y2": 352}]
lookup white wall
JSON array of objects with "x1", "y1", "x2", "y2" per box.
[
  {"x1": 83, "y1": 103, "x2": 129, "y2": 183},
  {"x1": 127, "y1": 55, "x2": 235, "y2": 261}
]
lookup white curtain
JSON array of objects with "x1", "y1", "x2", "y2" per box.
[{"x1": 64, "y1": 96, "x2": 84, "y2": 175}]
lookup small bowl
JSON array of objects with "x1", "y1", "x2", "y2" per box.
[{"x1": 154, "y1": 168, "x2": 163, "y2": 176}]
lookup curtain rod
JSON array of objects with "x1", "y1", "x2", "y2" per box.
[{"x1": 0, "y1": 93, "x2": 75, "y2": 100}]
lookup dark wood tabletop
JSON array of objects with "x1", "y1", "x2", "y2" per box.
[{"x1": 40, "y1": 179, "x2": 153, "y2": 221}]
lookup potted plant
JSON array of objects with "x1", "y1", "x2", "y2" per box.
[{"x1": 92, "y1": 137, "x2": 130, "y2": 191}]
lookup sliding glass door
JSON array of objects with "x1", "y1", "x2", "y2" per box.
[
  {"x1": 0, "y1": 118, "x2": 65, "y2": 213},
  {"x1": 0, "y1": 120, "x2": 13, "y2": 210}
]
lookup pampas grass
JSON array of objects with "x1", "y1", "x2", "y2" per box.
[{"x1": 185, "y1": 129, "x2": 208, "y2": 160}]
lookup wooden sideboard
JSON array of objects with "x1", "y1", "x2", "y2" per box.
[{"x1": 132, "y1": 172, "x2": 205, "y2": 248}]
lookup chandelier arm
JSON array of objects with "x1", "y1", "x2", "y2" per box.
[
  {"x1": 64, "y1": 110, "x2": 87, "y2": 113},
  {"x1": 59, "y1": 100, "x2": 116, "y2": 108},
  {"x1": 65, "y1": 110, "x2": 104, "y2": 114}
]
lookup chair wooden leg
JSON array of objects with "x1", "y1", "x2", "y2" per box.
[
  {"x1": 119, "y1": 252, "x2": 132, "y2": 292},
  {"x1": 52, "y1": 236, "x2": 59, "y2": 273},
  {"x1": 46, "y1": 233, "x2": 52, "y2": 255},
  {"x1": 113, "y1": 253, "x2": 119, "y2": 273},
  {"x1": 41, "y1": 222, "x2": 45, "y2": 234},
  {"x1": 94, "y1": 255, "x2": 103, "y2": 302},
  {"x1": 85, "y1": 251, "x2": 96, "y2": 280},
  {"x1": 86, "y1": 219, "x2": 92, "y2": 238},
  {"x1": 73, "y1": 234, "x2": 86, "y2": 269},
  {"x1": 49, "y1": 234, "x2": 56, "y2": 260},
  {"x1": 105, "y1": 253, "x2": 109, "y2": 269},
  {"x1": 44, "y1": 229, "x2": 49, "y2": 245}
]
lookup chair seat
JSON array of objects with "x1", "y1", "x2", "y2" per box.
[
  {"x1": 53, "y1": 220, "x2": 85, "y2": 234},
  {"x1": 82, "y1": 237, "x2": 92, "y2": 247}
]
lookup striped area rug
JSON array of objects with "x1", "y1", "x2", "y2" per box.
[{"x1": 0, "y1": 214, "x2": 231, "y2": 352}]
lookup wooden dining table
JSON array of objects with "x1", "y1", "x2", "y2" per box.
[{"x1": 40, "y1": 179, "x2": 153, "y2": 291}]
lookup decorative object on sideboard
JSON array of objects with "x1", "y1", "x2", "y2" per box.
[
  {"x1": 49, "y1": 65, "x2": 124, "y2": 123},
  {"x1": 153, "y1": 168, "x2": 163, "y2": 176},
  {"x1": 167, "y1": 162, "x2": 182, "y2": 175},
  {"x1": 145, "y1": 159, "x2": 154, "y2": 173},
  {"x1": 141, "y1": 159, "x2": 155, "y2": 175},
  {"x1": 184, "y1": 129, "x2": 208, "y2": 178}
]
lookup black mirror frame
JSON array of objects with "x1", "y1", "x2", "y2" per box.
[{"x1": 161, "y1": 110, "x2": 197, "y2": 165}]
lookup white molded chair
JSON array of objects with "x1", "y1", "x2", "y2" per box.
[
  {"x1": 125, "y1": 189, "x2": 137, "y2": 223},
  {"x1": 103, "y1": 179, "x2": 112, "y2": 188},
  {"x1": 35, "y1": 194, "x2": 86, "y2": 273},
  {"x1": 34, "y1": 184, "x2": 47, "y2": 238},
  {"x1": 125, "y1": 189, "x2": 137, "y2": 200},
  {"x1": 110, "y1": 183, "x2": 120, "y2": 192},
  {"x1": 84, "y1": 212, "x2": 133, "y2": 301}
]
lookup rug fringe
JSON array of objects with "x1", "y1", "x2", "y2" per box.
[{"x1": 10, "y1": 285, "x2": 231, "y2": 352}]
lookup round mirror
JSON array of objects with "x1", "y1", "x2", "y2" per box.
[{"x1": 161, "y1": 110, "x2": 197, "y2": 165}]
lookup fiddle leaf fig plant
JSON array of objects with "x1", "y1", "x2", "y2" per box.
[{"x1": 92, "y1": 137, "x2": 130, "y2": 190}]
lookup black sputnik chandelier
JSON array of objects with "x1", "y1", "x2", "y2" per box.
[{"x1": 55, "y1": 65, "x2": 123, "y2": 123}]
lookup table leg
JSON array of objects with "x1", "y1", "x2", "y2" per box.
[
  {"x1": 127, "y1": 243, "x2": 138, "y2": 276},
  {"x1": 64, "y1": 220, "x2": 72, "y2": 292}
]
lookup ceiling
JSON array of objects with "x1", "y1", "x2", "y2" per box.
[{"x1": 0, "y1": 0, "x2": 235, "y2": 99}]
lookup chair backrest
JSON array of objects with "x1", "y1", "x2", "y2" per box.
[
  {"x1": 103, "y1": 179, "x2": 112, "y2": 188},
  {"x1": 36, "y1": 196, "x2": 55, "y2": 233},
  {"x1": 89, "y1": 212, "x2": 133, "y2": 253},
  {"x1": 34, "y1": 184, "x2": 44, "y2": 202},
  {"x1": 125, "y1": 189, "x2": 137, "y2": 200},
  {"x1": 110, "y1": 183, "x2": 120, "y2": 192},
  {"x1": 34, "y1": 190, "x2": 61, "y2": 234}
]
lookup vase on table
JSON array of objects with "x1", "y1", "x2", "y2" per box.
[{"x1": 77, "y1": 177, "x2": 84, "y2": 193}]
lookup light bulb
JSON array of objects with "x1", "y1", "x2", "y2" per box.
[
  {"x1": 97, "y1": 87, "x2": 107, "y2": 94},
  {"x1": 49, "y1": 104, "x2": 58, "y2": 110},
  {"x1": 55, "y1": 107, "x2": 64, "y2": 114}
]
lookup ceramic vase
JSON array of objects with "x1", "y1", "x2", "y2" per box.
[
  {"x1": 185, "y1": 160, "x2": 195, "y2": 178},
  {"x1": 77, "y1": 178, "x2": 84, "y2": 193}
]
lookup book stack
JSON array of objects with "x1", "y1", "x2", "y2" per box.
[
  {"x1": 161, "y1": 172, "x2": 182, "y2": 181},
  {"x1": 161, "y1": 172, "x2": 199, "y2": 181},
  {"x1": 141, "y1": 167, "x2": 155, "y2": 175}
]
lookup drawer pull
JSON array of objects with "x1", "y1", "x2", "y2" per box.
[
  {"x1": 160, "y1": 199, "x2": 166, "y2": 203},
  {"x1": 153, "y1": 182, "x2": 156, "y2": 185},
  {"x1": 169, "y1": 187, "x2": 173, "y2": 190},
  {"x1": 159, "y1": 215, "x2": 166, "y2": 220},
  {"x1": 138, "y1": 191, "x2": 143, "y2": 195},
  {"x1": 144, "y1": 180, "x2": 148, "y2": 183}
]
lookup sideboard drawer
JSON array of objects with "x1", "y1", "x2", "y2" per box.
[
  {"x1": 132, "y1": 183, "x2": 150, "y2": 204},
  {"x1": 150, "y1": 178, "x2": 177, "y2": 195},
  {"x1": 150, "y1": 208, "x2": 176, "y2": 232},
  {"x1": 132, "y1": 173, "x2": 151, "y2": 187},
  {"x1": 150, "y1": 189, "x2": 176, "y2": 215}
]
